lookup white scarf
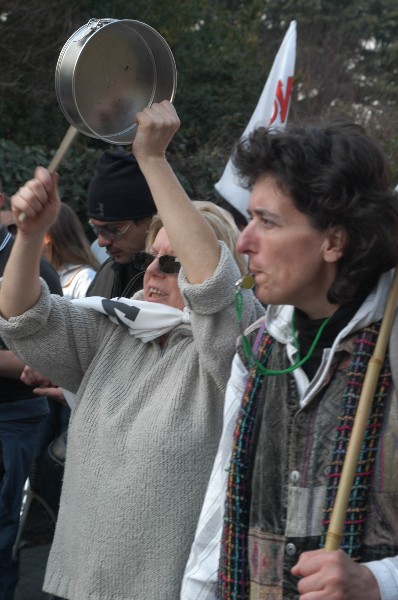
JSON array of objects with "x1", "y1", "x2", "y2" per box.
[
  {"x1": 62, "y1": 294, "x2": 190, "y2": 409},
  {"x1": 71, "y1": 293, "x2": 191, "y2": 343}
]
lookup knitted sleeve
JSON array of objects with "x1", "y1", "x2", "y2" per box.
[
  {"x1": 0, "y1": 277, "x2": 112, "y2": 393},
  {"x1": 179, "y1": 242, "x2": 264, "y2": 391}
]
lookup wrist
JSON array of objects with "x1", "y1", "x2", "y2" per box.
[
  {"x1": 134, "y1": 153, "x2": 167, "y2": 169},
  {"x1": 16, "y1": 229, "x2": 46, "y2": 247},
  {"x1": 361, "y1": 565, "x2": 381, "y2": 600}
]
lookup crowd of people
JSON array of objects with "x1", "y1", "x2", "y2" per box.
[
  {"x1": 0, "y1": 181, "x2": 64, "y2": 598},
  {"x1": 0, "y1": 99, "x2": 398, "y2": 600}
]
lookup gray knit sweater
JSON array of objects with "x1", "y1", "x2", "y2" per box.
[{"x1": 0, "y1": 243, "x2": 263, "y2": 600}]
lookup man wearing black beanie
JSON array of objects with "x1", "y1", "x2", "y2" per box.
[{"x1": 86, "y1": 149, "x2": 157, "y2": 298}]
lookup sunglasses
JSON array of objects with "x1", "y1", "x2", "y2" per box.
[
  {"x1": 132, "y1": 251, "x2": 181, "y2": 274},
  {"x1": 89, "y1": 220, "x2": 134, "y2": 241}
]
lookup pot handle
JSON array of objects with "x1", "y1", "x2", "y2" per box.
[
  {"x1": 74, "y1": 18, "x2": 114, "y2": 42},
  {"x1": 18, "y1": 125, "x2": 79, "y2": 223}
]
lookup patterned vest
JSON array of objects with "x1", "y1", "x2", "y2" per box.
[{"x1": 217, "y1": 322, "x2": 398, "y2": 600}]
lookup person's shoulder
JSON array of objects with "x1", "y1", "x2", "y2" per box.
[
  {"x1": 90, "y1": 240, "x2": 108, "y2": 264},
  {"x1": 39, "y1": 256, "x2": 63, "y2": 295},
  {"x1": 95, "y1": 256, "x2": 115, "y2": 273},
  {"x1": 73, "y1": 264, "x2": 98, "y2": 280},
  {"x1": 244, "y1": 316, "x2": 268, "y2": 343},
  {"x1": 0, "y1": 227, "x2": 13, "y2": 274},
  {"x1": 85, "y1": 257, "x2": 116, "y2": 297},
  {"x1": 234, "y1": 316, "x2": 268, "y2": 367},
  {"x1": 61, "y1": 264, "x2": 98, "y2": 296}
]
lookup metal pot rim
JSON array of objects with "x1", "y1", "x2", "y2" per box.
[{"x1": 55, "y1": 18, "x2": 177, "y2": 144}]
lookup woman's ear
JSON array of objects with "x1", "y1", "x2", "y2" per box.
[
  {"x1": 323, "y1": 226, "x2": 347, "y2": 263},
  {"x1": 42, "y1": 234, "x2": 53, "y2": 260}
]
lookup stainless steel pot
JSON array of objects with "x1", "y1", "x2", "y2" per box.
[{"x1": 55, "y1": 19, "x2": 177, "y2": 144}]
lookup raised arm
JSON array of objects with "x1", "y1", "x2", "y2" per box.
[
  {"x1": 132, "y1": 101, "x2": 220, "y2": 285},
  {"x1": 0, "y1": 167, "x2": 60, "y2": 319}
]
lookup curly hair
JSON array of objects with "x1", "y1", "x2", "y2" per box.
[
  {"x1": 145, "y1": 200, "x2": 247, "y2": 276},
  {"x1": 233, "y1": 122, "x2": 398, "y2": 304}
]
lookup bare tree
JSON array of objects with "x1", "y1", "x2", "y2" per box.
[{"x1": 0, "y1": 0, "x2": 80, "y2": 101}]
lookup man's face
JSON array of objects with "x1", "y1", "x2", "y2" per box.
[{"x1": 90, "y1": 217, "x2": 152, "y2": 264}]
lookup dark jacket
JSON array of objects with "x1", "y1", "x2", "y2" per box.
[
  {"x1": 0, "y1": 225, "x2": 63, "y2": 402},
  {"x1": 86, "y1": 257, "x2": 144, "y2": 298}
]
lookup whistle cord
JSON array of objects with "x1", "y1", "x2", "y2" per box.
[{"x1": 235, "y1": 288, "x2": 332, "y2": 376}]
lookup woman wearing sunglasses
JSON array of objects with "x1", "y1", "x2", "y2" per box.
[{"x1": 0, "y1": 102, "x2": 263, "y2": 600}]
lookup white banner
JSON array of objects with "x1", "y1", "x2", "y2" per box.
[{"x1": 215, "y1": 21, "x2": 297, "y2": 219}]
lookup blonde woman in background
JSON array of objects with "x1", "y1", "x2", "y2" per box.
[{"x1": 142, "y1": 199, "x2": 247, "y2": 275}]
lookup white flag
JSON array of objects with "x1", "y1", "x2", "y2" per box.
[{"x1": 215, "y1": 20, "x2": 297, "y2": 219}]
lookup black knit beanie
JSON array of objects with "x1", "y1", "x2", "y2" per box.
[{"x1": 86, "y1": 150, "x2": 156, "y2": 221}]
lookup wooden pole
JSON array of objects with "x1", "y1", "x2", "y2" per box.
[
  {"x1": 18, "y1": 125, "x2": 79, "y2": 223},
  {"x1": 324, "y1": 267, "x2": 398, "y2": 550},
  {"x1": 47, "y1": 125, "x2": 79, "y2": 174}
]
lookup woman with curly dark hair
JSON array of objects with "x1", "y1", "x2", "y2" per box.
[{"x1": 183, "y1": 121, "x2": 398, "y2": 600}]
